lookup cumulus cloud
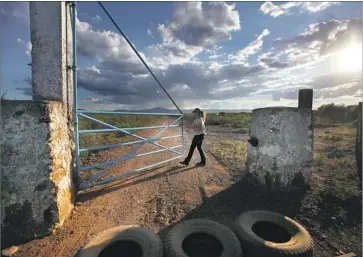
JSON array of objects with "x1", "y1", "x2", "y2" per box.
[
  {"x1": 299, "y1": 2, "x2": 338, "y2": 13},
  {"x1": 78, "y1": 58, "x2": 265, "y2": 109},
  {"x1": 260, "y1": 1, "x2": 337, "y2": 18},
  {"x1": 76, "y1": 18, "x2": 148, "y2": 75},
  {"x1": 260, "y1": 2, "x2": 287, "y2": 18},
  {"x1": 147, "y1": 28, "x2": 153, "y2": 37},
  {"x1": 91, "y1": 15, "x2": 102, "y2": 23},
  {"x1": 16, "y1": 38, "x2": 25, "y2": 44},
  {"x1": 76, "y1": 15, "x2": 361, "y2": 110},
  {"x1": 158, "y1": 2, "x2": 240, "y2": 48},
  {"x1": 9, "y1": 1, "x2": 350, "y2": 110},
  {"x1": 17, "y1": 38, "x2": 32, "y2": 56},
  {"x1": 87, "y1": 96, "x2": 111, "y2": 104},
  {"x1": 254, "y1": 67, "x2": 362, "y2": 103},
  {"x1": 147, "y1": 41, "x2": 202, "y2": 68},
  {"x1": 306, "y1": 70, "x2": 362, "y2": 90},
  {"x1": 263, "y1": 19, "x2": 362, "y2": 67},
  {"x1": 146, "y1": 2, "x2": 241, "y2": 68},
  {"x1": 235, "y1": 29, "x2": 270, "y2": 62},
  {"x1": 258, "y1": 52, "x2": 289, "y2": 69}
]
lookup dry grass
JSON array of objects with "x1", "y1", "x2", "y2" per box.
[
  {"x1": 208, "y1": 125, "x2": 360, "y2": 201},
  {"x1": 209, "y1": 139, "x2": 247, "y2": 168},
  {"x1": 314, "y1": 126, "x2": 360, "y2": 200}
]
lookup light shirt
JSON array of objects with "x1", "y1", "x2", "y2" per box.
[{"x1": 193, "y1": 117, "x2": 206, "y2": 135}]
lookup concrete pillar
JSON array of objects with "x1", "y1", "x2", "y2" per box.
[
  {"x1": 298, "y1": 89, "x2": 313, "y2": 110},
  {"x1": 356, "y1": 102, "x2": 362, "y2": 181},
  {"x1": 0, "y1": 2, "x2": 75, "y2": 247},
  {"x1": 247, "y1": 107, "x2": 313, "y2": 189},
  {"x1": 1, "y1": 100, "x2": 75, "y2": 247},
  {"x1": 30, "y1": 2, "x2": 73, "y2": 118}
]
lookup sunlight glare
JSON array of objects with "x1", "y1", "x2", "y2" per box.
[{"x1": 337, "y1": 44, "x2": 362, "y2": 72}]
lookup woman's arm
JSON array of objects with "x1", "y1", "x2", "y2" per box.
[
  {"x1": 190, "y1": 123, "x2": 202, "y2": 130},
  {"x1": 187, "y1": 118, "x2": 203, "y2": 131}
]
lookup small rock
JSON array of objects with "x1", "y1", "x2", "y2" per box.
[
  {"x1": 321, "y1": 234, "x2": 327, "y2": 239},
  {"x1": 2, "y1": 246, "x2": 19, "y2": 256}
]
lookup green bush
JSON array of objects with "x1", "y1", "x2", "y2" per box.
[
  {"x1": 324, "y1": 135, "x2": 343, "y2": 142},
  {"x1": 314, "y1": 103, "x2": 359, "y2": 124},
  {"x1": 205, "y1": 112, "x2": 251, "y2": 129}
]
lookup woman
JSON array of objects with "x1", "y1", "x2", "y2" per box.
[{"x1": 180, "y1": 108, "x2": 206, "y2": 166}]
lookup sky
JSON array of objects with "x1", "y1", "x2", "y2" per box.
[{"x1": 1, "y1": 1, "x2": 362, "y2": 111}]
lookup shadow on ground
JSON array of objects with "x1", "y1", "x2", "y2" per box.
[
  {"x1": 158, "y1": 172, "x2": 309, "y2": 240},
  {"x1": 77, "y1": 165, "x2": 197, "y2": 203},
  {"x1": 317, "y1": 192, "x2": 362, "y2": 229},
  {"x1": 73, "y1": 172, "x2": 309, "y2": 257}
]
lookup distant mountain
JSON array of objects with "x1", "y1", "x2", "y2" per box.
[
  {"x1": 115, "y1": 107, "x2": 252, "y2": 114},
  {"x1": 184, "y1": 108, "x2": 252, "y2": 113},
  {"x1": 115, "y1": 107, "x2": 177, "y2": 113}
]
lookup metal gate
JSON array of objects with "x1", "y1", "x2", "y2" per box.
[{"x1": 70, "y1": 2, "x2": 184, "y2": 190}]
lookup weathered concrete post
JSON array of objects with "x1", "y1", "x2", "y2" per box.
[
  {"x1": 1, "y1": 2, "x2": 75, "y2": 248},
  {"x1": 298, "y1": 89, "x2": 313, "y2": 109},
  {"x1": 30, "y1": 1, "x2": 74, "y2": 119},
  {"x1": 247, "y1": 107, "x2": 313, "y2": 189},
  {"x1": 356, "y1": 102, "x2": 362, "y2": 181}
]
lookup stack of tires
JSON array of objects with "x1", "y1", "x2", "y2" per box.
[{"x1": 76, "y1": 211, "x2": 313, "y2": 257}]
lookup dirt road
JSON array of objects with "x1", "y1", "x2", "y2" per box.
[
  {"x1": 14, "y1": 131, "x2": 232, "y2": 257},
  {"x1": 11, "y1": 125, "x2": 362, "y2": 257}
]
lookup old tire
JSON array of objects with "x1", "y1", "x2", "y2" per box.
[
  {"x1": 78, "y1": 225, "x2": 163, "y2": 257},
  {"x1": 235, "y1": 210, "x2": 313, "y2": 257},
  {"x1": 164, "y1": 219, "x2": 242, "y2": 257}
]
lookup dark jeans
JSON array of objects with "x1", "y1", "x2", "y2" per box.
[{"x1": 184, "y1": 134, "x2": 206, "y2": 164}]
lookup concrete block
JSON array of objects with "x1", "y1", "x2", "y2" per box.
[
  {"x1": 247, "y1": 107, "x2": 313, "y2": 189},
  {"x1": 1, "y1": 100, "x2": 74, "y2": 248}
]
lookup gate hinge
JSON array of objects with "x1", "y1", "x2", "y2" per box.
[
  {"x1": 67, "y1": 65, "x2": 77, "y2": 70},
  {"x1": 66, "y1": 1, "x2": 76, "y2": 7}
]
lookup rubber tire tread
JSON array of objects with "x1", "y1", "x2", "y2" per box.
[
  {"x1": 235, "y1": 210, "x2": 314, "y2": 257},
  {"x1": 78, "y1": 225, "x2": 163, "y2": 257},
  {"x1": 164, "y1": 218, "x2": 243, "y2": 257}
]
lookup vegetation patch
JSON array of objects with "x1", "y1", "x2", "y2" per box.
[
  {"x1": 324, "y1": 135, "x2": 343, "y2": 141},
  {"x1": 315, "y1": 152, "x2": 326, "y2": 162},
  {"x1": 78, "y1": 114, "x2": 170, "y2": 160},
  {"x1": 209, "y1": 140, "x2": 247, "y2": 167},
  {"x1": 324, "y1": 183, "x2": 361, "y2": 201},
  {"x1": 314, "y1": 103, "x2": 359, "y2": 124},
  {"x1": 184, "y1": 112, "x2": 251, "y2": 129},
  {"x1": 326, "y1": 149, "x2": 348, "y2": 159}
]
